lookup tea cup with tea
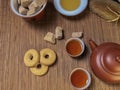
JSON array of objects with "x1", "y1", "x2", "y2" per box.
[
  {"x1": 54, "y1": 0, "x2": 88, "y2": 16},
  {"x1": 65, "y1": 38, "x2": 85, "y2": 57},
  {"x1": 69, "y1": 68, "x2": 91, "y2": 90}
]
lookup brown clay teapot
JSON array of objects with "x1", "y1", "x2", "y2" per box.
[{"x1": 89, "y1": 40, "x2": 120, "y2": 83}]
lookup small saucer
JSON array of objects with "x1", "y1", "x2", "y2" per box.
[{"x1": 54, "y1": 0, "x2": 88, "y2": 16}]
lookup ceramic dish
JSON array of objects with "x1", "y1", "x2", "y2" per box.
[
  {"x1": 10, "y1": 0, "x2": 47, "y2": 21},
  {"x1": 54, "y1": 0, "x2": 88, "y2": 16},
  {"x1": 65, "y1": 38, "x2": 85, "y2": 57},
  {"x1": 69, "y1": 68, "x2": 91, "y2": 90}
]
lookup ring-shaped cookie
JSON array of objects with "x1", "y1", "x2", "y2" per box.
[
  {"x1": 24, "y1": 49, "x2": 39, "y2": 67},
  {"x1": 40, "y1": 48, "x2": 56, "y2": 66},
  {"x1": 30, "y1": 63, "x2": 48, "y2": 76}
]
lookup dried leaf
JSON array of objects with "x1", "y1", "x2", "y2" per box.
[{"x1": 90, "y1": 0, "x2": 120, "y2": 22}]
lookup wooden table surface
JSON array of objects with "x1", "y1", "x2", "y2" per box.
[{"x1": 0, "y1": 0, "x2": 120, "y2": 90}]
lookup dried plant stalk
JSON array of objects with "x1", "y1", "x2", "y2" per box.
[{"x1": 90, "y1": 0, "x2": 120, "y2": 22}]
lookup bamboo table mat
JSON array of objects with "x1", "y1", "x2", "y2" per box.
[{"x1": 0, "y1": 0, "x2": 120, "y2": 90}]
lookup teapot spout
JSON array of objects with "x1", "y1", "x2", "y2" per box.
[{"x1": 89, "y1": 40, "x2": 98, "y2": 51}]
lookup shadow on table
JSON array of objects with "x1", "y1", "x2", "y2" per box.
[
  {"x1": 87, "y1": 75, "x2": 120, "y2": 90},
  {"x1": 26, "y1": 1, "x2": 58, "y2": 28},
  {"x1": 86, "y1": 75, "x2": 95, "y2": 90},
  {"x1": 106, "y1": 82, "x2": 120, "y2": 87},
  {"x1": 26, "y1": 2, "x2": 90, "y2": 28}
]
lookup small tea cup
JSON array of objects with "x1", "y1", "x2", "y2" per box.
[
  {"x1": 69, "y1": 68, "x2": 91, "y2": 90},
  {"x1": 54, "y1": 0, "x2": 88, "y2": 16},
  {"x1": 65, "y1": 38, "x2": 85, "y2": 57},
  {"x1": 10, "y1": 0, "x2": 47, "y2": 21}
]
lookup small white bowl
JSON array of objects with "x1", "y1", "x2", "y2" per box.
[
  {"x1": 69, "y1": 68, "x2": 91, "y2": 90},
  {"x1": 65, "y1": 38, "x2": 85, "y2": 57},
  {"x1": 10, "y1": 0, "x2": 47, "y2": 21},
  {"x1": 54, "y1": 0, "x2": 88, "y2": 16}
]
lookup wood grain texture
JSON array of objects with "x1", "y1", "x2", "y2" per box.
[{"x1": 0, "y1": 0, "x2": 120, "y2": 90}]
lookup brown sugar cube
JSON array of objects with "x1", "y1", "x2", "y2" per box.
[
  {"x1": 18, "y1": 6, "x2": 28, "y2": 15},
  {"x1": 44, "y1": 32, "x2": 56, "y2": 44},
  {"x1": 34, "y1": 0, "x2": 46, "y2": 6},
  {"x1": 21, "y1": 0, "x2": 32, "y2": 7},
  {"x1": 27, "y1": 8, "x2": 36, "y2": 16},
  {"x1": 72, "y1": 32, "x2": 83, "y2": 38},
  {"x1": 55, "y1": 26, "x2": 63, "y2": 40},
  {"x1": 28, "y1": 1, "x2": 39, "y2": 9}
]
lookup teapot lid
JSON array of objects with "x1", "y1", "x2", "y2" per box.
[{"x1": 90, "y1": 42, "x2": 120, "y2": 83}]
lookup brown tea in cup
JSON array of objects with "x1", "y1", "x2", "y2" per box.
[
  {"x1": 66, "y1": 40, "x2": 82, "y2": 55},
  {"x1": 71, "y1": 69, "x2": 88, "y2": 88},
  {"x1": 70, "y1": 68, "x2": 91, "y2": 90},
  {"x1": 65, "y1": 38, "x2": 85, "y2": 57}
]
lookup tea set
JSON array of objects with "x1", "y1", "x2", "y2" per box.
[{"x1": 10, "y1": 0, "x2": 120, "y2": 90}]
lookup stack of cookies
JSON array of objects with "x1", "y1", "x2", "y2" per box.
[{"x1": 24, "y1": 48, "x2": 56, "y2": 76}]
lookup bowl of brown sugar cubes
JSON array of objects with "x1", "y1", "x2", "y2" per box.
[{"x1": 10, "y1": 0, "x2": 47, "y2": 21}]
